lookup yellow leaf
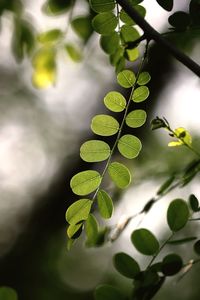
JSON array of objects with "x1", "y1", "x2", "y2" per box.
[
  {"x1": 174, "y1": 127, "x2": 192, "y2": 146},
  {"x1": 168, "y1": 141, "x2": 183, "y2": 147}
]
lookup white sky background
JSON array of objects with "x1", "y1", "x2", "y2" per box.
[{"x1": 0, "y1": 0, "x2": 199, "y2": 260}]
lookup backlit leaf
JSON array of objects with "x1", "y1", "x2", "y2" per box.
[
  {"x1": 80, "y1": 140, "x2": 110, "y2": 162},
  {"x1": 120, "y1": 5, "x2": 146, "y2": 25},
  {"x1": 37, "y1": 29, "x2": 62, "y2": 44},
  {"x1": 91, "y1": 114, "x2": 119, "y2": 136},
  {"x1": 42, "y1": 0, "x2": 72, "y2": 15},
  {"x1": 118, "y1": 134, "x2": 142, "y2": 159},
  {"x1": 117, "y1": 69, "x2": 136, "y2": 88},
  {"x1": 0, "y1": 287, "x2": 18, "y2": 300},
  {"x1": 92, "y1": 12, "x2": 118, "y2": 35},
  {"x1": 131, "y1": 228, "x2": 159, "y2": 256},
  {"x1": 137, "y1": 72, "x2": 151, "y2": 85},
  {"x1": 167, "y1": 199, "x2": 189, "y2": 232},
  {"x1": 66, "y1": 199, "x2": 92, "y2": 224},
  {"x1": 174, "y1": 127, "x2": 192, "y2": 146},
  {"x1": 120, "y1": 25, "x2": 140, "y2": 43},
  {"x1": 104, "y1": 91, "x2": 126, "y2": 112},
  {"x1": 108, "y1": 162, "x2": 131, "y2": 189},
  {"x1": 100, "y1": 32, "x2": 120, "y2": 54},
  {"x1": 65, "y1": 43, "x2": 82, "y2": 62},
  {"x1": 156, "y1": 0, "x2": 173, "y2": 11},
  {"x1": 70, "y1": 170, "x2": 101, "y2": 196},
  {"x1": 161, "y1": 254, "x2": 183, "y2": 276},
  {"x1": 126, "y1": 109, "x2": 147, "y2": 128},
  {"x1": 113, "y1": 252, "x2": 140, "y2": 278},
  {"x1": 67, "y1": 223, "x2": 83, "y2": 239},
  {"x1": 85, "y1": 214, "x2": 99, "y2": 247},
  {"x1": 132, "y1": 86, "x2": 149, "y2": 102},
  {"x1": 126, "y1": 48, "x2": 139, "y2": 62},
  {"x1": 95, "y1": 285, "x2": 125, "y2": 300},
  {"x1": 97, "y1": 189, "x2": 113, "y2": 219},
  {"x1": 89, "y1": 0, "x2": 115, "y2": 13},
  {"x1": 110, "y1": 47, "x2": 124, "y2": 66}
]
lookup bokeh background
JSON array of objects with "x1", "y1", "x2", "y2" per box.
[{"x1": 0, "y1": 0, "x2": 200, "y2": 299}]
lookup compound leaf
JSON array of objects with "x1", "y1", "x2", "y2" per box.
[{"x1": 89, "y1": 0, "x2": 115, "y2": 13}]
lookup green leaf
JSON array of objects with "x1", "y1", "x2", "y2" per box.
[
  {"x1": 110, "y1": 47, "x2": 124, "y2": 66},
  {"x1": 137, "y1": 72, "x2": 151, "y2": 85},
  {"x1": 108, "y1": 162, "x2": 131, "y2": 189},
  {"x1": 91, "y1": 114, "x2": 119, "y2": 136},
  {"x1": 32, "y1": 47, "x2": 56, "y2": 89},
  {"x1": 65, "y1": 43, "x2": 82, "y2": 62},
  {"x1": 104, "y1": 91, "x2": 126, "y2": 112},
  {"x1": 37, "y1": 29, "x2": 62, "y2": 44},
  {"x1": 85, "y1": 214, "x2": 99, "y2": 247},
  {"x1": 190, "y1": 0, "x2": 200, "y2": 25},
  {"x1": 194, "y1": 240, "x2": 200, "y2": 255},
  {"x1": 100, "y1": 32, "x2": 120, "y2": 54},
  {"x1": 120, "y1": 5, "x2": 146, "y2": 25},
  {"x1": 132, "y1": 86, "x2": 149, "y2": 103},
  {"x1": 117, "y1": 69, "x2": 136, "y2": 88},
  {"x1": 156, "y1": 0, "x2": 173, "y2": 11},
  {"x1": 92, "y1": 12, "x2": 118, "y2": 35},
  {"x1": 67, "y1": 238, "x2": 75, "y2": 251},
  {"x1": 95, "y1": 285, "x2": 125, "y2": 300},
  {"x1": 161, "y1": 254, "x2": 183, "y2": 276},
  {"x1": 131, "y1": 228, "x2": 159, "y2": 256},
  {"x1": 126, "y1": 48, "x2": 139, "y2": 62},
  {"x1": 67, "y1": 223, "x2": 83, "y2": 239},
  {"x1": 131, "y1": 0, "x2": 144, "y2": 4},
  {"x1": 167, "y1": 237, "x2": 197, "y2": 245},
  {"x1": 125, "y1": 109, "x2": 147, "y2": 128},
  {"x1": 167, "y1": 199, "x2": 189, "y2": 232},
  {"x1": 42, "y1": 0, "x2": 72, "y2": 15},
  {"x1": 97, "y1": 189, "x2": 113, "y2": 219},
  {"x1": 156, "y1": 175, "x2": 175, "y2": 195},
  {"x1": 118, "y1": 134, "x2": 142, "y2": 159},
  {"x1": 168, "y1": 12, "x2": 190, "y2": 30},
  {"x1": 66, "y1": 199, "x2": 93, "y2": 225},
  {"x1": 80, "y1": 140, "x2": 110, "y2": 162},
  {"x1": 70, "y1": 170, "x2": 101, "y2": 196},
  {"x1": 115, "y1": 57, "x2": 126, "y2": 74},
  {"x1": 120, "y1": 25, "x2": 140, "y2": 43},
  {"x1": 89, "y1": 0, "x2": 115, "y2": 13},
  {"x1": 0, "y1": 287, "x2": 18, "y2": 300},
  {"x1": 71, "y1": 16, "x2": 93, "y2": 42},
  {"x1": 189, "y1": 194, "x2": 199, "y2": 212},
  {"x1": 113, "y1": 252, "x2": 140, "y2": 278}
]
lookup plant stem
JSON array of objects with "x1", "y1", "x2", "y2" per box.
[{"x1": 116, "y1": 0, "x2": 200, "y2": 77}]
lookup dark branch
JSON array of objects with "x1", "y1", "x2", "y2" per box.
[{"x1": 116, "y1": 0, "x2": 200, "y2": 77}]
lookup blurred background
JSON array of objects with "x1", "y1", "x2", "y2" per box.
[{"x1": 0, "y1": 0, "x2": 200, "y2": 299}]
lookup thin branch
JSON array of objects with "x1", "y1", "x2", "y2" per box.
[{"x1": 116, "y1": 0, "x2": 200, "y2": 77}]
